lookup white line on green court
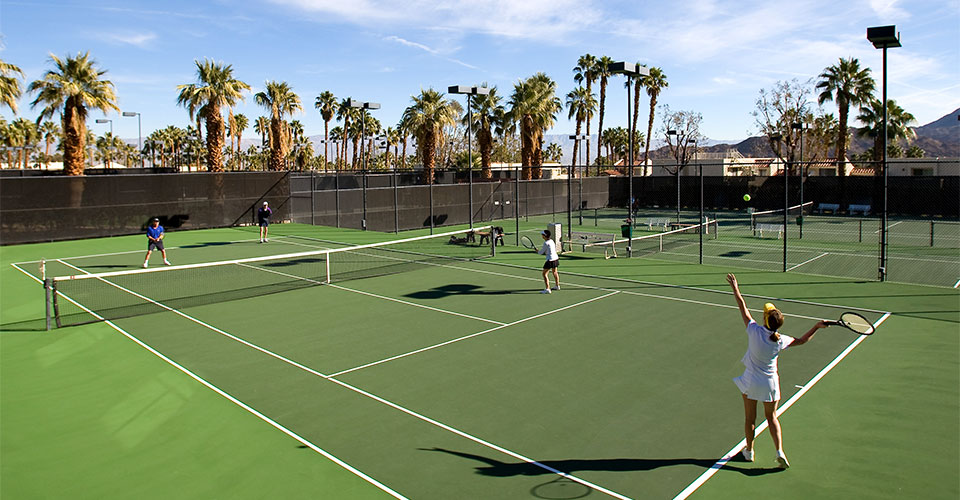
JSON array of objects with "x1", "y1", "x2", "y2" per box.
[
  {"x1": 11, "y1": 262, "x2": 408, "y2": 499},
  {"x1": 672, "y1": 312, "x2": 892, "y2": 500},
  {"x1": 954, "y1": 278, "x2": 960, "y2": 289},
  {"x1": 12, "y1": 237, "x2": 266, "y2": 266},
  {"x1": 48, "y1": 261, "x2": 633, "y2": 500},
  {"x1": 786, "y1": 252, "x2": 829, "y2": 271}
]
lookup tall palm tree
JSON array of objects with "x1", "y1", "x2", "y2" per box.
[
  {"x1": 465, "y1": 84, "x2": 504, "y2": 179},
  {"x1": 336, "y1": 98, "x2": 358, "y2": 168},
  {"x1": 816, "y1": 57, "x2": 875, "y2": 173},
  {"x1": 233, "y1": 113, "x2": 249, "y2": 169},
  {"x1": 594, "y1": 55, "x2": 614, "y2": 165},
  {"x1": 254, "y1": 116, "x2": 269, "y2": 147},
  {"x1": 641, "y1": 67, "x2": 668, "y2": 174},
  {"x1": 0, "y1": 59, "x2": 24, "y2": 115},
  {"x1": 28, "y1": 52, "x2": 119, "y2": 175},
  {"x1": 314, "y1": 90, "x2": 337, "y2": 167},
  {"x1": 255, "y1": 81, "x2": 302, "y2": 170},
  {"x1": 329, "y1": 126, "x2": 343, "y2": 169},
  {"x1": 856, "y1": 98, "x2": 917, "y2": 167},
  {"x1": 176, "y1": 59, "x2": 250, "y2": 172},
  {"x1": 565, "y1": 86, "x2": 596, "y2": 170},
  {"x1": 396, "y1": 116, "x2": 409, "y2": 170},
  {"x1": 402, "y1": 88, "x2": 458, "y2": 184},
  {"x1": 573, "y1": 54, "x2": 598, "y2": 167},
  {"x1": 39, "y1": 121, "x2": 60, "y2": 168},
  {"x1": 508, "y1": 74, "x2": 561, "y2": 179}
]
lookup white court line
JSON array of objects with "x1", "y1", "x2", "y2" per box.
[
  {"x1": 13, "y1": 237, "x2": 263, "y2": 265},
  {"x1": 875, "y1": 221, "x2": 903, "y2": 233},
  {"x1": 329, "y1": 291, "x2": 621, "y2": 377},
  {"x1": 55, "y1": 260, "x2": 631, "y2": 500},
  {"x1": 953, "y1": 279, "x2": 960, "y2": 289},
  {"x1": 786, "y1": 252, "x2": 829, "y2": 272},
  {"x1": 10, "y1": 261, "x2": 407, "y2": 498},
  {"x1": 672, "y1": 312, "x2": 892, "y2": 500}
]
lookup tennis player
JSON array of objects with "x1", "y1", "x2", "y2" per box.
[
  {"x1": 726, "y1": 273, "x2": 826, "y2": 468},
  {"x1": 538, "y1": 230, "x2": 560, "y2": 294},
  {"x1": 258, "y1": 201, "x2": 272, "y2": 243},
  {"x1": 143, "y1": 218, "x2": 171, "y2": 268}
]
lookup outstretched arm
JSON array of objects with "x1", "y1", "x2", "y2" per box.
[
  {"x1": 790, "y1": 321, "x2": 828, "y2": 346},
  {"x1": 726, "y1": 273, "x2": 753, "y2": 327}
]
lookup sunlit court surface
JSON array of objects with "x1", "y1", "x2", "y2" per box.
[{"x1": 3, "y1": 221, "x2": 956, "y2": 499}]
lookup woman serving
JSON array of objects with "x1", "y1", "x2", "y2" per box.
[{"x1": 726, "y1": 273, "x2": 827, "y2": 469}]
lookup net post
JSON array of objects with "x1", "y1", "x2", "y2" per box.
[
  {"x1": 44, "y1": 278, "x2": 53, "y2": 331},
  {"x1": 490, "y1": 227, "x2": 497, "y2": 257},
  {"x1": 325, "y1": 254, "x2": 331, "y2": 284},
  {"x1": 930, "y1": 221, "x2": 934, "y2": 247}
]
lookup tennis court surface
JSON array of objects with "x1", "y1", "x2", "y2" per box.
[{"x1": 2, "y1": 223, "x2": 957, "y2": 499}]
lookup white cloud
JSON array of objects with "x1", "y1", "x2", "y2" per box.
[
  {"x1": 868, "y1": 0, "x2": 910, "y2": 19},
  {"x1": 96, "y1": 31, "x2": 158, "y2": 48}
]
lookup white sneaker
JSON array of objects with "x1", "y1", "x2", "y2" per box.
[
  {"x1": 776, "y1": 450, "x2": 790, "y2": 469},
  {"x1": 142, "y1": 262, "x2": 148, "y2": 268},
  {"x1": 163, "y1": 259, "x2": 171, "y2": 266},
  {"x1": 741, "y1": 449, "x2": 754, "y2": 462},
  {"x1": 540, "y1": 289, "x2": 551, "y2": 294},
  {"x1": 259, "y1": 239, "x2": 263, "y2": 243},
  {"x1": 264, "y1": 238, "x2": 269, "y2": 242},
  {"x1": 551, "y1": 285, "x2": 560, "y2": 291}
]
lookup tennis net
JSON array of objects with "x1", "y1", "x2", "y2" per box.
[
  {"x1": 573, "y1": 219, "x2": 718, "y2": 258},
  {"x1": 45, "y1": 226, "x2": 492, "y2": 328},
  {"x1": 750, "y1": 201, "x2": 813, "y2": 229}
]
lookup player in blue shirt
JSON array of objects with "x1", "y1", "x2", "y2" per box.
[
  {"x1": 143, "y1": 218, "x2": 171, "y2": 268},
  {"x1": 258, "y1": 201, "x2": 272, "y2": 243}
]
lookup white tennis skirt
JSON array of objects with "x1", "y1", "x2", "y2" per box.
[{"x1": 733, "y1": 370, "x2": 780, "y2": 402}]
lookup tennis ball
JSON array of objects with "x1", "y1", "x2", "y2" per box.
[{"x1": 743, "y1": 194, "x2": 751, "y2": 202}]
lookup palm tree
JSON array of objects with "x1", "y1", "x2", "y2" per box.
[
  {"x1": 402, "y1": 88, "x2": 458, "y2": 184},
  {"x1": 816, "y1": 58, "x2": 875, "y2": 172},
  {"x1": 565, "y1": 86, "x2": 596, "y2": 170},
  {"x1": 528, "y1": 73, "x2": 562, "y2": 178},
  {"x1": 233, "y1": 113, "x2": 249, "y2": 169},
  {"x1": 336, "y1": 98, "x2": 358, "y2": 168},
  {"x1": 641, "y1": 67, "x2": 668, "y2": 174},
  {"x1": 255, "y1": 81, "x2": 302, "y2": 170},
  {"x1": 465, "y1": 84, "x2": 504, "y2": 179},
  {"x1": 856, "y1": 98, "x2": 916, "y2": 168},
  {"x1": 573, "y1": 54, "x2": 598, "y2": 167},
  {"x1": 176, "y1": 59, "x2": 250, "y2": 172},
  {"x1": 254, "y1": 116, "x2": 269, "y2": 146},
  {"x1": 0, "y1": 59, "x2": 24, "y2": 114},
  {"x1": 329, "y1": 126, "x2": 343, "y2": 169},
  {"x1": 314, "y1": 90, "x2": 337, "y2": 168},
  {"x1": 396, "y1": 116, "x2": 409, "y2": 170},
  {"x1": 39, "y1": 121, "x2": 60, "y2": 168},
  {"x1": 27, "y1": 52, "x2": 119, "y2": 175},
  {"x1": 594, "y1": 55, "x2": 614, "y2": 165}
]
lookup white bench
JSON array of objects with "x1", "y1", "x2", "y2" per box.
[
  {"x1": 647, "y1": 218, "x2": 670, "y2": 231},
  {"x1": 817, "y1": 203, "x2": 839, "y2": 214},
  {"x1": 848, "y1": 204, "x2": 871, "y2": 215},
  {"x1": 755, "y1": 223, "x2": 784, "y2": 239}
]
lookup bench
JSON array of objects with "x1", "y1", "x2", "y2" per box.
[
  {"x1": 848, "y1": 204, "x2": 871, "y2": 215},
  {"x1": 648, "y1": 218, "x2": 670, "y2": 231},
  {"x1": 755, "y1": 223, "x2": 784, "y2": 239},
  {"x1": 467, "y1": 227, "x2": 505, "y2": 246},
  {"x1": 816, "y1": 203, "x2": 839, "y2": 214}
]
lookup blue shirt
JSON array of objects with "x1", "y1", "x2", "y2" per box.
[{"x1": 146, "y1": 225, "x2": 164, "y2": 240}]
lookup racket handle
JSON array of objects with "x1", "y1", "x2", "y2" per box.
[{"x1": 824, "y1": 320, "x2": 841, "y2": 326}]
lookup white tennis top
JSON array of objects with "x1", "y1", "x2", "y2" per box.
[
  {"x1": 733, "y1": 320, "x2": 795, "y2": 402},
  {"x1": 539, "y1": 239, "x2": 558, "y2": 261}
]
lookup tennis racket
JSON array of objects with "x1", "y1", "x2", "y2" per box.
[
  {"x1": 520, "y1": 235, "x2": 537, "y2": 251},
  {"x1": 825, "y1": 312, "x2": 875, "y2": 335}
]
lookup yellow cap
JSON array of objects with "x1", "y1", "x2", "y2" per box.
[{"x1": 763, "y1": 303, "x2": 777, "y2": 329}]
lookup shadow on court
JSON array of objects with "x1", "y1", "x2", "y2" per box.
[
  {"x1": 422, "y1": 447, "x2": 785, "y2": 477},
  {"x1": 0, "y1": 317, "x2": 47, "y2": 332},
  {"x1": 405, "y1": 284, "x2": 520, "y2": 299}
]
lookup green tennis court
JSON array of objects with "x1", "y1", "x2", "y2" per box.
[{"x1": 2, "y1": 222, "x2": 957, "y2": 499}]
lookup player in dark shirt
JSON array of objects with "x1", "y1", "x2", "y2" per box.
[{"x1": 258, "y1": 201, "x2": 272, "y2": 243}]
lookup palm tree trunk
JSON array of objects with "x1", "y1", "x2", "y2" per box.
[
  {"x1": 401, "y1": 137, "x2": 407, "y2": 169},
  {"x1": 62, "y1": 100, "x2": 85, "y2": 176},
  {"x1": 420, "y1": 131, "x2": 436, "y2": 184},
  {"x1": 478, "y1": 127, "x2": 492, "y2": 180},
  {"x1": 585, "y1": 80, "x2": 593, "y2": 168},
  {"x1": 269, "y1": 118, "x2": 285, "y2": 171},
  {"x1": 644, "y1": 94, "x2": 658, "y2": 176},
  {"x1": 205, "y1": 109, "x2": 225, "y2": 172},
  {"x1": 596, "y1": 76, "x2": 607, "y2": 165}
]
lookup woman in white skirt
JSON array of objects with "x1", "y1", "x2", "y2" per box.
[{"x1": 726, "y1": 273, "x2": 827, "y2": 468}]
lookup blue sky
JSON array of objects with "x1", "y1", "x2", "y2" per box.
[{"x1": 1, "y1": 0, "x2": 957, "y2": 143}]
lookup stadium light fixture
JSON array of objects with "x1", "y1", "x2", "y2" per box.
[
  {"x1": 122, "y1": 111, "x2": 142, "y2": 167},
  {"x1": 608, "y1": 62, "x2": 650, "y2": 240},
  {"x1": 448, "y1": 85, "x2": 490, "y2": 230},
  {"x1": 347, "y1": 99, "x2": 381, "y2": 230},
  {"x1": 95, "y1": 118, "x2": 113, "y2": 136},
  {"x1": 867, "y1": 25, "x2": 900, "y2": 282}
]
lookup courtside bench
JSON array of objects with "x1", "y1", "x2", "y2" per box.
[
  {"x1": 848, "y1": 204, "x2": 871, "y2": 215},
  {"x1": 816, "y1": 203, "x2": 839, "y2": 214}
]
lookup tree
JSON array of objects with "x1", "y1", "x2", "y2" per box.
[
  {"x1": 314, "y1": 90, "x2": 337, "y2": 170},
  {"x1": 508, "y1": 73, "x2": 561, "y2": 179},
  {"x1": 856, "y1": 97, "x2": 916, "y2": 168},
  {"x1": 255, "y1": 81, "x2": 302, "y2": 171},
  {"x1": 641, "y1": 67, "x2": 668, "y2": 174},
  {"x1": 28, "y1": 52, "x2": 119, "y2": 175},
  {"x1": 594, "y1": 55, "x2": 613, "y2": 165},
  {"x1": 39, "y1": 121, "x2": 60, "y2": 168},
  {"x1": 176, "y1": 59, "x2": 250, "y2": 172},
  {"x1": 816, "y1": 58, "x2": 875, "y2": 171},
  {"x1": 254, "y1": 116, "x2": 269, "y2": 146},
  {"x1": 402, "y1": 88, "x2": 458, "y2": 184},
  {"x1": 543, "y1": 142, "x2": 562, "y2": 163},
  {"x1": 465, "y1": 83, "x2": 504, "y2": 179},
  {"x1": 753, "y1": 79, "x2": 811, "y2": 174},
  {"x1": 573, "y1": 53, "x2": 598, "y2": 167},
  {"x1": 565, "y1": 86, "x2": 596, "y2": 170},
  {"x1": 232, "y1": 113, "x2": 249, "y2": 169},
  {"x1": 0, "y1": 59, "x2": 24, "y2": 115},
  {"x1": 660, "y1": 106, "x2": 704, "y2": 173},
  {"x1": 906, "y1": 145, "x2": 924, "y2": 158}
]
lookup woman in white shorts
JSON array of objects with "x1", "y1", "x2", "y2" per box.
[{"x1": 726, "y1": 273, "x2": 827, "y2": 469}]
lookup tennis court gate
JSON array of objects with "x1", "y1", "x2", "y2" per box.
[{"x1": 288, "y1": 171, "x2": 610, "y2": 233}]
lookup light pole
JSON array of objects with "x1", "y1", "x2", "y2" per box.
[
  {"x1": 667, "y1": 129, "x2": 684, "y2": 224},
  {"x1": 868, "y1": 25, "x2": 901, "y2": 282},
  {"x1": 448, "y1": 85, "x2": 489, "y2": 229},
  {"x1": 792, "y1": 121, "x2": 805, "y2": 238},
  {"x1": 608, "y1": 62, "x2": 650, "y2": 243},
  {"x1": 768, "y1": 131, "x2": 787, "y2": 272},
  {"x1": 122, "y1": 111, "x2": 142, "y2": 167},
  {"x1": 569, "y1": 134, "x2": 588, "y2": 225},
  {"x1": 95, "y1": 118, "x2": 113, "y2": 136},
  {"x1": 348, "y1": 99, "x2": 380, "y2": 230}
]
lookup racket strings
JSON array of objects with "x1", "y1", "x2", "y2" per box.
[{"x1": 840, "y1": 312, "x2": 874, "y2": 334}]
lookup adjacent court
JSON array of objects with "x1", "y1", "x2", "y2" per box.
[{"x1": 1, "y1": 221, "x2": 957, "y2": 499}]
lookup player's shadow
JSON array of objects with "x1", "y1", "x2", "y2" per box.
[
  {"x1": 179, "y1": 241, "x2": 240, "y2": 248},
  {"x1": 422, "y1": 447, "x2": 784, "y2": 477},
  {"x1": 405, "y1": 284, "x2": 518, "y2": 299}
]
